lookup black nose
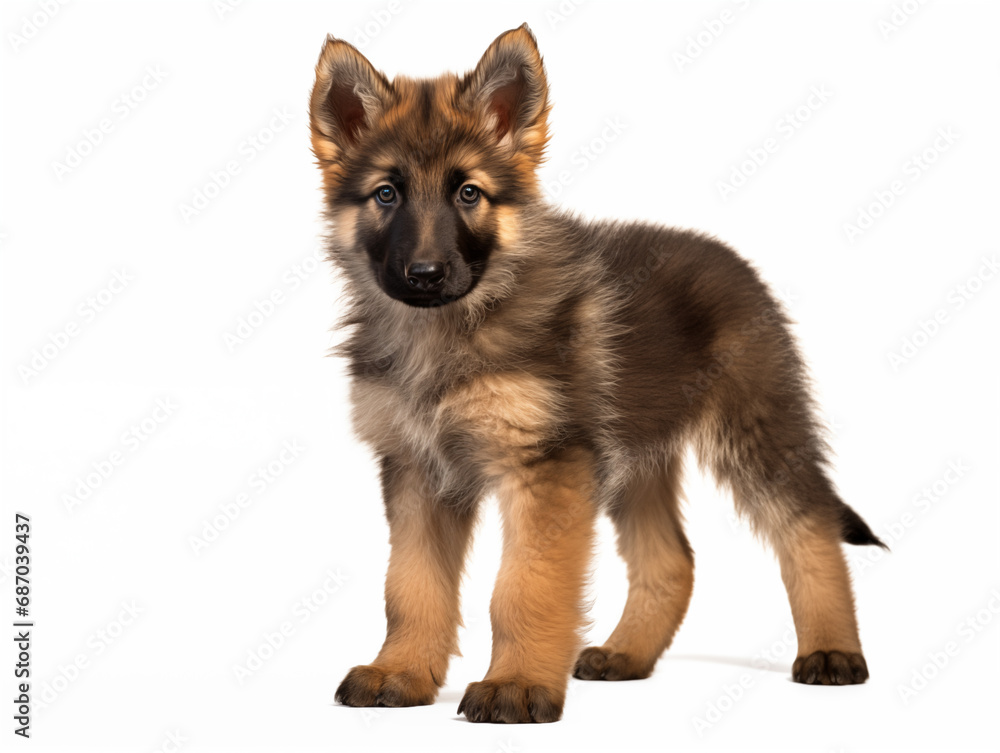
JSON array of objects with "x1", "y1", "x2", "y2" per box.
[{"x1": 405, "y1": 261, "x2": 447, "y2": 292}]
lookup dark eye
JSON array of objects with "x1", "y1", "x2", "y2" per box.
[
  {"x1": 458, "y1": 184, "x2": 480, "y2": 205},
  {"x1": 375, "y1": 185, "x2": 397, "y2": 206}
]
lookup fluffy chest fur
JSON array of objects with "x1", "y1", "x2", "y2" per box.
[{"x1": 348, "y1": 320, "x2": 569, "y2": 497}]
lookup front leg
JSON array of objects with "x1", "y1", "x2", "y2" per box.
[
  {"x1": 336, "y1": 457, "x2": 478, "y2": 707},
  {"x1": 459, "y1": 450, "x2": 597, "y2": 723}
]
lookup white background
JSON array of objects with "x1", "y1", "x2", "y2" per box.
[{"x1": 2, "y1": 1, "x2": 998, "y2": 751}]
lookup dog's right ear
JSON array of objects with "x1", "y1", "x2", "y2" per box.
[{"x1": 310, "y1": 36, "x2": 393, "y2": 162}]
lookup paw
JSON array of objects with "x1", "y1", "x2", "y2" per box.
[
  {"x1": 458, "y1": 679, "x2": 563, "y2": 723},
  {"x1": 792, "y1": 651, "x2": 869, "y2": 685},
  {"x1": 573, "y1": 646, "x2": 652, "y2": 681},
  {"x1": 335, "y1": 664, "x2": 437, "y2": 707}
]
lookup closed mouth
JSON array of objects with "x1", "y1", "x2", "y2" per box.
[{"x1": 394, "y1": 289, "x2": 466, "y2": 308}]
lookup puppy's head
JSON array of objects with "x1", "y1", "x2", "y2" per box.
[{"x1": 309, "y1": 25, "x2": 549, "y2": 308}]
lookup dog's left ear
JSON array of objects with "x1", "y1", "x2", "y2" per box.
[{"x1": 460, "y1": 24, "x2": 549, "y2": 159}]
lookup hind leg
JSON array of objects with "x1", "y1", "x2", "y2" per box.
[
  {"x1": 775, "y1": 516, "x2": 869, "y2": 684},
  {"x1": 701, "y1": 399, "x2": 871, "y2": 686},
  {"x1": 726, "y1": 457, "x2": 871, "y2": 685},
  {"x1": 574, "y1": 453, "x2": 694, "y2": 681}
]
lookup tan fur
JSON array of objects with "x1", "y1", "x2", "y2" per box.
[
  {"x1": 577, "y1": 454, "x2": 694, "y2": 680},
  {"x1": 481, "y1": 450, "x2": 597, "y2": 692},
  {"x1": 328, "y1": 204, "x2": 359, "y2": 251},
  {"x1": 776, "y1": 520, "x2": 862, "y2": 655},
  {"x1": 352, "y1": 371, "x2": 562, "y2": 488},
  {"x1": 337, "y1": 463, "x2": 477, "y2": 705},
  {"x1": 437, "y1": 372, "x2": 563, "y2": 475},
  {"x1": 492, "y1": 204, "x2": 522, "y2": 248}
]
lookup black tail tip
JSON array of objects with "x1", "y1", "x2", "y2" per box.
[{"x1": 841, "y1": 505, "x2": 890, "y2": 550}]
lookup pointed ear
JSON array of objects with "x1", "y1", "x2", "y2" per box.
[
  {"x1": 460, "y1": 24, "x2": 549, "y2": 156},
  {"x1": 310, "y1": 36, "x2": 394, "y2": 159}
]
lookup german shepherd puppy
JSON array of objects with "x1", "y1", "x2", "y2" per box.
[{"x1": 310, "y1": 24, "x2": 885, "y2": 723}]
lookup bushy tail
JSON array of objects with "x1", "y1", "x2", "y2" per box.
[{"x1": 840, "y1": 503, "x2": 888, "y2": 549}]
